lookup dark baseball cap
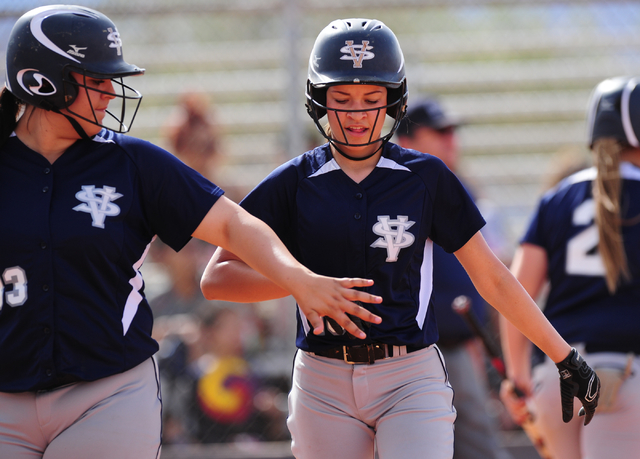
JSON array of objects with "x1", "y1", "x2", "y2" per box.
[{"x1": 397, "y1": 98, "x2": 461, "y2": 137}]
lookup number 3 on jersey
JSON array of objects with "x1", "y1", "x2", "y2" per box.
[
  {"x1": 1, "y1": 266, "x2": 28, "y2": 311},
  {"x1": 566, "y1": 199, "x2": 606, "y2": 276}
]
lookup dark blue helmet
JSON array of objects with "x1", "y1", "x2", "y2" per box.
[
  {"x1": 587, "y1": 76, "x2": 640, "y2": 149},
  {"x1": 305, "y1": 18, "x2": 408, "y2": 147},
  {"x1": 5, "y1": 5, "x2": 145, "y2": 133}
]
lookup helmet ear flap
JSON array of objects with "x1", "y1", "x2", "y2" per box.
[
  {"x1": 386, "y1": 83, "x2": 408, "y2": 120},
  {"x1": 306, "y1": 82, "x2": 327, "y2": 119},
  {"x1": 62, "y1": 69, "x2": 79, "y2": 107}
]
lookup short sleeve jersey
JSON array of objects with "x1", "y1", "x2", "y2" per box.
[
  {"x1": 0, "y1": 129, "x2": 223, "y2": 392},
  {"x1": 522, "y1": 163, "x2": 640, "y2": 354},
  {"x1": 240, "y1": 143, "x2": 485, "y2": 352}
]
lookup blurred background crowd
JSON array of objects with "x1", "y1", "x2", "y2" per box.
[{"x1": 1, "y1": 0, "x2": 639, "y2": 456}]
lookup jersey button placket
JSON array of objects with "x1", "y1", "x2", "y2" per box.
[
  {"x1": 354, "y1": 192, "x2": 363, "y2": 220},
  {"x1": 352, "y1": 188, "x2": 367, "y2": 275},
  {"x1": 40, "y1": 164, "x2": 55, "y2": 380}
]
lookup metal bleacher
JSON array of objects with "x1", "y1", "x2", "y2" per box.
[{"x1": 84, "y1": 0, "x2": 640, "y2": 252}]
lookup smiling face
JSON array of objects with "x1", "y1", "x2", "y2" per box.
[{"x1": 326, "y1": 84, "x2": 388, "y2": 158}]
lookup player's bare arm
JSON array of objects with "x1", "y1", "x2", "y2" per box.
[
  {"x1": 499, "y1": 243, "x2": 547, "y2": 397},
  {"x1": 454, "y1": 231, "x2": 572, "y2": 363},
  {"x1": 194, "y1": 196, "x2": 382, "y2": 338},
  {"x1": 202, "y1": 246, "x2": 292, "y2": 302}
]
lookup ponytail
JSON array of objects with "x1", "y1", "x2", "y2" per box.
[
  {"x1": 592, "y1": 138, "x2": 631, "y2": 293},
  {"x1": 0, "y1": 87, "x2": 22, "y2": 148}
]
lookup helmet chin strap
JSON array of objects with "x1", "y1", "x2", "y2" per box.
[
  {"x1": 40, "y1": 100, "x2": 92, "y2": 141},
  {"x1": 330, "y1": 138, "x2": 386, "y2": 162},
  {"x1": 61, "y1": 112, "x2": 91, "y2": 140}
]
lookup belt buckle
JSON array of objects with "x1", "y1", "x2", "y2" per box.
[
  {"x1": 343, "y1": 344, "x2": 378, "y2": 364},
  {"x1": 343, "y1": 345, "x2": 357, "y2": 364}
]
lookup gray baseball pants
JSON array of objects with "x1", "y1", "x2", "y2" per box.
[
  {"x1": 0, "y1": 357, "x2": 162, "y2": 459},
  {"x1": 287, "y1": 345, "x2": 456, "y2": 459}
]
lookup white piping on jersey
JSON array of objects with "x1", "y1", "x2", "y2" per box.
[
  {"x1": 564, "y1": 162, "x2": 640, "y2": 187},
  {"x1": 376, "y1": 156, "x2": 411, "y2": 172},
  {"x1": 309, "y1": 155, "x2": 411, "y2": 178},
  {"x1": 93, "y1": 129, "x2": 116, "y2": 143},
  {"x1": 309, "y1": 158, "x2": 341, "y2": 178},
  {"x1": 122, "y1": 235, "x2": 156, "y2": 335},
  {"x1": 416, "y1": 238, "x2": 434, "y2": 330},
  {"x1": 299, "y1": 305, "x2": 311, "y2": 336}
]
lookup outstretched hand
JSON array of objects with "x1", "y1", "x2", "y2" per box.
[
  {"x1": 292, "y1": 275, "x2": 382, "y2": 339},
  {"x1": 555, "y1": 348, "x2": 600, "y2": 425}
]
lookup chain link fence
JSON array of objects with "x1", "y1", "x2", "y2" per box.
[{"x1": 2, "y1": 1, "x2": 639, "y2": 457}]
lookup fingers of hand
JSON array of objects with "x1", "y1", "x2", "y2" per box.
[
  {"x1": 559, "y1": 384, "x2": 576, "y2": 423},
  {"x1": 499, "y1": 380, "x2": 529, "y2": 425},
  {"x1": 345, "y1": 300, "x2": 382, "y2": 325},
  {"x1": 581, "y1": 404, "x2": 595, "y2": 426},
  {"x1": 339, "y1": 278, "x2": 375, "y2": 288},
  {"x1": 340, "y1": 283, "x2": 382, "y2": 306},
  {"x1": 306, "y1": 311, "x2": 325, "y2": 336}
]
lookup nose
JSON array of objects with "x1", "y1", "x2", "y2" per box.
[
  {"x1": 346, "y1": 105, "x2": 367, "y2": 120},
  {"x1": 101, "y1": 80, "x2": 117, "y2": 100}
]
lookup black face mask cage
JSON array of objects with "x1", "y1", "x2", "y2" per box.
[
  {"x1": 62, "y1": 71, "x2": 143, "y2": 133},
  {"x1": 308, "y1": 96, "x2": 404, "y2": 148}
]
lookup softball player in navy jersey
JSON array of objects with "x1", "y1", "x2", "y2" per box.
[
  {"x1": 500, "y1": 76, "x2": 640, "y2": 459},
  {"x1": 201, "y1": 18, "x2": 600, "y2": 459},
  {"x1": 0, "y1": 7, "x2": 382, "y2": 459}
]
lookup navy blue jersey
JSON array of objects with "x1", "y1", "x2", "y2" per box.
[
  {"x1": 0, "y1": 130, "x2": 223, "y2": 392},
  {"x1": 523, "y1": 162, "x2": 640, "y2": 355},
  {"x1": 240, "y1": 142, "x2": 485, "y2": 352}
]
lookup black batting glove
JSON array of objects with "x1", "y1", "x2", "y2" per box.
[{"x1": 555, "y1": 348, "x2": 600, "y2": 425}]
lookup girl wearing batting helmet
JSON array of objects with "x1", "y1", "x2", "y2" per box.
[
  {"x1": 0, "y1": 6, "x2": 381, "y2": 458},
  {"x1": 202, "y1": 18, "x2": 600, "y2": 459},
  {"x1": 500, "y1": 76, "x2": 640, "y2": 459}
]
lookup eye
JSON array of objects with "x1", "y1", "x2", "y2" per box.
[{"x1": 86, "y1": 78, "x2": 106, "y2": 87}]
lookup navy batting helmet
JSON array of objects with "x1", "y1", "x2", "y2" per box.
[
  {"x1": 587, "y1": 76, "x2": 640, "y2": 149},
  {"x1": 305, "y1": 18, "x2": 408, "y2": 148},
  {"x1": 5, "y1": 5, "x2": 144, "y2": 133}
]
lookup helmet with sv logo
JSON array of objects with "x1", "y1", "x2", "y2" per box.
[
  {"x1": 306, "y1": 18, "x2": 408, "y2": 149},
  {"x1": 5, "y1": 5, "x2": 145, "y2": 134},
  {"x1": 587, "y1": 76, "x2": 640, "y2": 149}
]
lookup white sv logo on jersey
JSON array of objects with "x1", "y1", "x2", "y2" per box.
[
  {"x1": 73, "y1": 185, "x2": 123, "y2": 228},
  {"x1": 370, "y1": 215, "x2": 415, "y2": 262},
  {"x1": 340, "y1": 40, "x2": 375, "y2": 68}
]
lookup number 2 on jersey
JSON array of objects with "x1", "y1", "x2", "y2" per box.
[
  {"x1": 566, "y1": 199, "x2": 606, "y2": 277},
  {"x1": 1, "y1": 266, "x2": 28, "y2": 311}
]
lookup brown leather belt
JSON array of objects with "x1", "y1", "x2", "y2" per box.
[{"x1": 312, "y1": 343, "x2": 426, "y2": 364}]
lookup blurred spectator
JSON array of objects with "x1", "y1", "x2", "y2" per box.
[
  {"x1": 153, "y1": 92, "x2": 292, "y2": 446},
  {"x1": 149, "y1": 238, "x2": 213, "y2": 319},
  {"x1": 166, "y1": 92, "x2": 220, "y2": 181},
  {"x1": 188, "y1": 305, "x2": 288, "y2": 444},
  {"x1": 396, "y1": 97, "x2": 512, "y2": 459}
]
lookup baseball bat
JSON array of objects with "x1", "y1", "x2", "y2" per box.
[{"x1": 451, "y1": 295, "x2": 553, "y2": 459}]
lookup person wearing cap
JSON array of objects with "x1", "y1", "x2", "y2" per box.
[{"x1": 396, "y1": 97, "x2": 513, "y2": 459}]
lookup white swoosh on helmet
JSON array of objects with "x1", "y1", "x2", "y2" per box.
[{"x1": 30, "y1": 7, "x2": 98, "y2": 64}]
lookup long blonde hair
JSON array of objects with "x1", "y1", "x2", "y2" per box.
[{"x1": 592, "y1": 138, "x2": 631, "y2": 293}]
